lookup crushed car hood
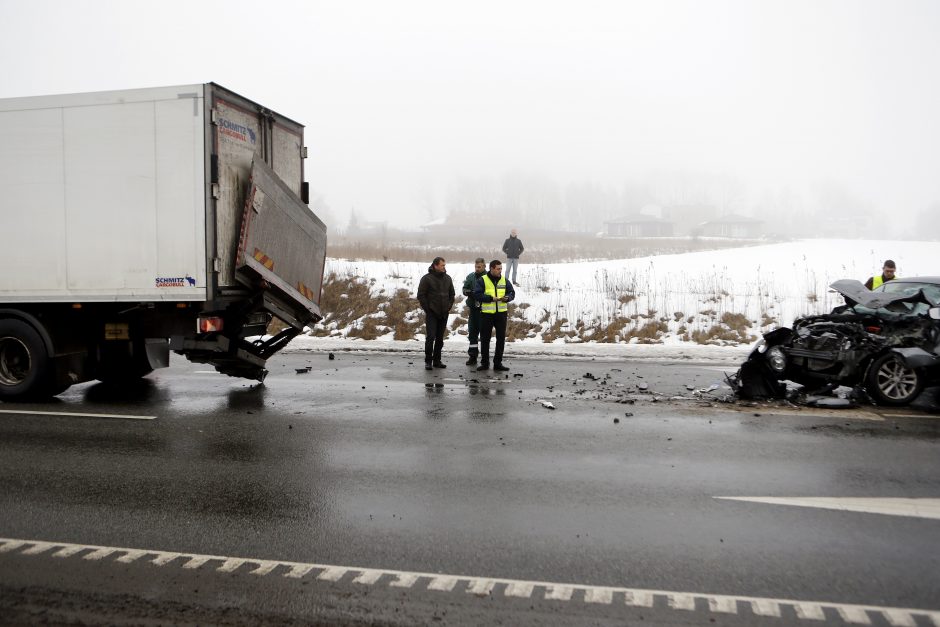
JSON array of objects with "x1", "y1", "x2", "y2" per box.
[{"x1": 829, "y1": 279, "x2": 937, "y2": 309}]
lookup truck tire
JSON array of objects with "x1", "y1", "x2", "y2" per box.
[
  {"x1": 0, "y1": 318, "x2": 55, "y2": 400},
  {"x1": 865, "y1": 352, "x2": 924, "y2": 406}
]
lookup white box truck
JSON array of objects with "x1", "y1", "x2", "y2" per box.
[{"x1": 0, "y1": 83, "x2": 327, "y2": 399}]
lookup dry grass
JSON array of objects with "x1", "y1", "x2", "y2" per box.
[
  {"x1": 690, "y1": 311, "x2": 755, "y2": 345},
  {"x1": 305, "y1": 271, "x2": 764, "y2": 346},
  {"x1": 311, "y1": 275, "x2": 424, "y2": 340},
  {"x1": 542, "y1": 318, "x2": 576, "y2": 343},
  {"x1": 507, "y1": 314, "x2": 542, "y2": 341},
  {"x1": 594, "y1": 316, "x2": 633, "y2": 343}
]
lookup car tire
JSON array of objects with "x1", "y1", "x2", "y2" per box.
[
  {"x1": 0, "y1": 318, "x2": 54, "y2": 400},
  {"x1": 866, "y1": 352, "x2": 925, "y2": 406}
]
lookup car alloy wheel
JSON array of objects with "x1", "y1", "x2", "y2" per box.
[{"x1": 866, "y1": 352, "x2": 924, "y2": 406}]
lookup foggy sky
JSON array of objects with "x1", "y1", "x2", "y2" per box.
[{"x1": 2, "y1": 0, "x2": 938, "y2": 230}]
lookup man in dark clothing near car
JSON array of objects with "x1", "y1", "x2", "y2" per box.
[
  {"x1": 473, "y1": 259, "x2": 515, "y2": 372},
  {"x1": 462, "y1": 258, "x2": 487, "y2": 366},
  {"x1": 865, "y1": 259, "x2": 898, "y2": 290},
  {"x1": 501, "y1": 229, "x2": 524, "y2": 284},
  {"x1": 417, "y1": 257, "x2": 455, "y2": 370}
]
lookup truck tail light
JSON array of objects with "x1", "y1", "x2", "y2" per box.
[{"x1": 198, "y1": 317, "x2": 224, "y2": 333}]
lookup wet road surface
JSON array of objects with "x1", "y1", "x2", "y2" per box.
[{"x1": 1, "y1": 351, "x2": 939, "y2": 625}]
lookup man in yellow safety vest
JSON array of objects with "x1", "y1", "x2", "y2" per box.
[
  {"x1": 472, "y1": 259, "x2": 516, "y2": 372},
  {"x1": 864, "y1": 259, "x2": 897, "y2": 290}
]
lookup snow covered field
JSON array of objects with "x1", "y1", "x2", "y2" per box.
[{"x1": 287, "y1": 239, "x2": 940, "y2": 360}]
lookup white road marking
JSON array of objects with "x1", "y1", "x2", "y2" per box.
[
  {"x1": 716, "y1": 497, "x2": 940, "y2": 520},
  {"x1": 427, "y1": 575, "x2": 459, "y2": 592},
  {"x1": 544, "y1": 585, "x2": 574, "y2": 601},
  {"x1": 624, "y1": 590, "x2": 655, "y2": 608},
  {"x1": 505, "y1": 581, "x2": 535, "y2": 597},
  {"x1": 883, "y1": 608, "x2": 919, "y2": 627},
  {"x1": 837, "y1": 606, "x2": 873, "y2": 625},
  {"x1": 217, "y1": 558, "x2": 245, "y2": 573},
  {"x1": 708, "y1": 596, "x2": 738, "y2": 614},
  {"x1": 584, "y1": 588, "x2": 613, "y2": 604},
  {"x1": 2, "y1": 536, "x2": 938, "y2": 625},
  {"x1": 284, "y1": 564, "x2": 316, "y2": 579},
  {"x1": 351, "y1": 569, "x2": 384, "y2": 585},
  {"x1": 389, "y1": 572, "x2": 420, "y2": 588},
  {"x1": 116, "y1": 550, "x2": 148, "y2": 564},
  {"x1": 250, "y1": 561, "x2": 281, "y2": 576},
  {"x1": 752, "y1": 599, "x2": 783, "y2": 617},
  {"x1": 183, "y1": 556, "x2": 212, "y2": 569},
  {"x1": 317, "y1": 566, "x2": 348, "y2": 581},
  {"x1": 151, "y1": 552, "x2": 182, "y2": 566},
  {"x1": 0, "y1": 540, "x2": 27, "y2": 553},
  {"x1": 21, "y1": 542, "x2": 56, "y2": 555},
  {"x1": 0, "y1": 409, "x2": 155, "y2": 420},
  {"x1": 52, "y1": 545, "x2": 85, "y2": 558},
  {"x1": 465, "y1": 579, "x2": 497, "y2": 595},
  {"x1": 83, "y1": 548, "x2": 116, "y2": 560},
  {"x1": 793, "y1": 602, "x2": 826, "y2": 620},
  {"x1": 667, "y1": 592, "x2": 696, "y2": 611}
]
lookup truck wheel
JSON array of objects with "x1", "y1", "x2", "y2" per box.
[
  {"x1": 0, "y1": 318, "x2": 54, "y2": 400},
  {"x1": 866, "y1": 353, "x2": 924, "y2": 406}
]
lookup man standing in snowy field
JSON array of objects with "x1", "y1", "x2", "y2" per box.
[
  {"x1": 417, "y1": 257, "x2": 455, "y2": 370},
  {"x1": 864, "y1": 259, "x2": 898, "y2": 290},
  {"x1": 473, "y1": 259, "x2": 515, "y2": 372},
  {"x1": 462, "y1": 258, "x2": 487, "y2": 366},
  {"x1": 501, "y1": 229, "x2": 524, "y2": 284}
]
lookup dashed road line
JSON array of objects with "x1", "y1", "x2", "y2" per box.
[
  {"x1": 716, "y1": 496, "x2": 940, "y2": 521},
  {"x1": 1, "y1": 536, "x2": 938, "y2": 625},
  {"x1": 0, "y1": 409, "x2": 155, "y2": 421}
]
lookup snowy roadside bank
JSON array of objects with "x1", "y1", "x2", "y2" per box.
[{"x1": 285, "y1": 335, "x2": 752, "y2": 365}]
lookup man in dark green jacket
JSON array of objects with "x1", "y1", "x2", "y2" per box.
[{"x1": 462, "y1": 258, "x2": 486, "y2": 366}]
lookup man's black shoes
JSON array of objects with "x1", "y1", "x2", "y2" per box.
[
  {"x1": 425, "y1": 361, "x2": 433, "y2": 371},
  {"x1": 494, "y1": 363, "x2": 509, "y2": 372},
  {"x1": 433, "y1": 361, "x2": 447, "y2": 369},
  {"x1": 476, "y1": 362, "x2": 489, "y2": 371}
]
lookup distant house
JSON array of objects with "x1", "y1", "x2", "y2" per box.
[
  {"x1": 663, "y1": 204, "x2": 719, "y2": 236},
  {"x1": 698, "y1": 214, "x2": 763, "y2": 238},
  {"x1": 604, "y1": 215, "x2": 675, "y2": 238}
]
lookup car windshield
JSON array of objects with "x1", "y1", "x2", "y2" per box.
[{"x1": 876, "y1": 281, "x2": 940, "y2": 304}]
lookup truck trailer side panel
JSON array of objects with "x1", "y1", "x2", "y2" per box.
[{"x1": 0, "y1": 85, "x2": 207, "y2": 302}]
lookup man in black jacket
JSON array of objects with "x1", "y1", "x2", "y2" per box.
[
  {"x1": 417, "y1": 257, "x2": 455, "y2": 370},
  {"x1": 501, "y1": 229, "x2": 524, "y2": 284}
]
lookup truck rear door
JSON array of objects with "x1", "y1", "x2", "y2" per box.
[{"x1": 235, "y1": 158, "x2": 327, "y2": 325}]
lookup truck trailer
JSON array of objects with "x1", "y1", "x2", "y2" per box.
[{"x1": 0, "y1": 83, "x2": 327, "y2": 400}]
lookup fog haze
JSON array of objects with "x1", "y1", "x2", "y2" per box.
[{"x1": 2, "y1": 0, "x2": 938, "y2": 235}]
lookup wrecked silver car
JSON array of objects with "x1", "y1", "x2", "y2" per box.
[{"x1": 729, "y1": 277, "x2": 940, "y2": 406}]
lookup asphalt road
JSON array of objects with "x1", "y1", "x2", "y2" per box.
[{"x1": 1, "y1": 350, "x2": 939, "y2": 626}]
